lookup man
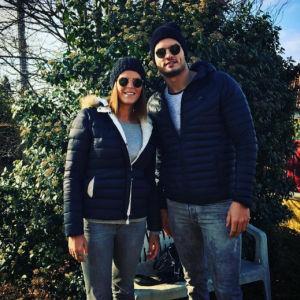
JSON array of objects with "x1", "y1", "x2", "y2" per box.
[{"x1": 147, "y1": 22, "x2": 257, "y2": 300}]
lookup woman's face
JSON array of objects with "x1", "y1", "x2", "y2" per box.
[{"x1": 116, "y1": 70, "x2": 143, "y2": 107}]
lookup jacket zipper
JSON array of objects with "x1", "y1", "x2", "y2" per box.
[
  {"x1": 179, "y1": 91, "x2": 189, "y2": 199},
  {"x1": 161, "y1": 87, "x2": 192, "y2": 200},
  {"x1": 161, "y1": 91, "x2": 189, "y2": 198},
  {"x1": 160, "y1": 78, "x2": 205, "y2": 201},
  {"x1": 106, "y1": 112, "x2": 152, "y2": 224}
]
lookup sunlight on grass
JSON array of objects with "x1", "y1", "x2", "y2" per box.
[{"x1": 282, "y1": 199, "x2": 300, "y2": 232}]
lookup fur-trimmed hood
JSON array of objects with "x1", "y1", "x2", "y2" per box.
[
  {"x1": 80, "y1": 95, "x2": 153, "y2": 165},
  {"x1": 80, "y1": 95, "x2": 108, "y2": 109}
]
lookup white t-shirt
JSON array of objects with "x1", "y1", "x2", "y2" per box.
[{"x1": 164, "y1": 87, "x2": 183, "y2": 136}]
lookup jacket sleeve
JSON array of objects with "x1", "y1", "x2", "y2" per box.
[
  {"x1": 220, "y1": 73, "x2": 258, "y2": 208},
  {"x1": 144, "y1": 134, "x2": 162, "y2": 232},
  {"x1": 155, "y1": 127, "x2": 168, "y2": 210},
  {"x1": 147, "y1": 99, "x2": 168, "y2": 210},
  {"x1": 64, "y1": 109, "x2": 91, "y2": 236}
]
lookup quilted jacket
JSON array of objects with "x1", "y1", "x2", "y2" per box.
[
  {"x1": 147, "y1": 61, "x2": 257, "y2": 209},
  {"x1": 64, "y1": 98, "x2": 161, "y2": 236}
]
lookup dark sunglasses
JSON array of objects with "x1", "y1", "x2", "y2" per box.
[
  {"x1": 155, "y1": 44, "x2": 181, "y2": 59},
  {"x1": 118, "y1": 77, "x2": 143, "y2": 88}
]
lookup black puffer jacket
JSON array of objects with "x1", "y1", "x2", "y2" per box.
[
  {"x1": 147, "y1": 61, "x2": 257, "y2": 209},
  {"x1": 64, "y1": 98, "x2": 161, "y2": 236}
]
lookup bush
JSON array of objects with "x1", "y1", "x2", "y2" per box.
[
  {"x1": 0, "y1": 76, "x2": 20, "y2": 168},
  {"x1": 0, "y1": 0, "x2": 299, "y2": 297}
]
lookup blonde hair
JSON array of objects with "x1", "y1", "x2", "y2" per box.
[{"x1": 108, "y1": 83, "x2": 147, "y2": 120}]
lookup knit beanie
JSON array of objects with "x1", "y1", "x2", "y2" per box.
[
  {"x1": 109, "y1": 57, "x2": 146, "y2": 88},
  {"x1": 150, "y1": 22, "x2": 188, "y2": 64}
]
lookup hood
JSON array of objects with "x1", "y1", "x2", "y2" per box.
[
  {"x1": 189, "y1": 60, "x2": 216, "y2": 81},
  {"x1": 80, "y1": 96, "x2": 108, "y2": 109},
  {"x1": 151, "y1": 60, "x2": 216, "y2": 92}
]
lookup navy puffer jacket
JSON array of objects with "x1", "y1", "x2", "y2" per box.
[
  {"x1": 147, "y1": 61, "x2": 257, "y2": 209},
  {"x1": 64, "y1": 98, "x2": 161, "y2": 236}
]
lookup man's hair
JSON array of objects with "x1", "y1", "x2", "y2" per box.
[{"x1": 108, "y1": 83, "x2": 147, "y2": 120}]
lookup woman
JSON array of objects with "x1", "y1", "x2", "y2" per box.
[{"x1": 64, "y1": 57, "x2": 161, "y2": 299}]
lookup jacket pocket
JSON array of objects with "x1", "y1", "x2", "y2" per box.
[{"x1": 87, "y1": 177, "x2": 95, "y2": 198}]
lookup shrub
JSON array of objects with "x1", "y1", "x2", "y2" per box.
[{"x1": 0, "y1": 0, "x2": 299, "y2": 297}]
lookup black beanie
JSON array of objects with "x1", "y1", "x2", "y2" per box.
[
  {"x1": 150, "y1": 22, "x2": 188, "y2": 64},
  {"x1": 109, "y1": 57, "x2": 146, "y2": 88}
]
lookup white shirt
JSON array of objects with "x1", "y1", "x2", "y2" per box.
[{"x1": 164, "y1": 87, "x2": 183, "y2": 136}]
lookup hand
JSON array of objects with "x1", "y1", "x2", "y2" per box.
[
  {"x1": 68, "y1": 235, "x2": 88, "y2": 262},
  {"x1": 160, "y1": 209, "x2": 172, "y2": 238},
  {"x1": 226, "y1": 202, "x2": 250, "y2": 238},
  {"x1": 146, "y1": 234, "x2": 160, "y2": 261}
]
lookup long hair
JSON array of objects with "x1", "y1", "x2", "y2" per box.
[{"x1": 108, "y1": 83, "x2": 147, "y2": 120}]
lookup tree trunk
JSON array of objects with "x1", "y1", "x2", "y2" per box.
[{"x1": 17, "y1": 0, "x2": 28, "y2": 91}]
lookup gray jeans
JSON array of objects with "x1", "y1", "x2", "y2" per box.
[
  {"x1": 81, "y1": 219, "x2": 146, "y2": 300},
  {"x1": 167, "y1": 199, "x2": 243, "y2": 300}
]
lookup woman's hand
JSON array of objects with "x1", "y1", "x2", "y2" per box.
[
  {"x1": 68, "y1": 235, "x2": 88, "y2": 262},
  {"x1": 146, "y1": 234, "x2": 160, "y2": 261}
]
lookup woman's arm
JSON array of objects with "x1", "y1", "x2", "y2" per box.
[{"x1": 64, "y1": 109, "x2": 91, "y2": 237}]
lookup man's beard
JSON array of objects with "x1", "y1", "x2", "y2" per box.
[{"x1": 157, "y1": 61, "x2": 186, "y2": 78}]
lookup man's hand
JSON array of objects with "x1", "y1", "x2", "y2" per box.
[
  {"x1": 160, "y1": 209, "x2": 172, "y2": 237},
  {"x1": 146, "y1": 234, "x2": 160, "y2": 261},
  {"x1": 226, "y1": 202, "x2": 250, "y2": 238},
  {"x1": 68, "y1": 235, "x2": 88, "y2": 262}
]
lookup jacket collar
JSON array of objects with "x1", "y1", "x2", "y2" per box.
[
  {"x1": 152, "y1": 60, "x2": 216, "y2": 93},
  {"x1": 96, "y1": 97, "x2": 153, "y2": 165}
]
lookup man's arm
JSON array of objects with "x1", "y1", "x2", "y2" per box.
[
  {"x1": 160, "y1": 208, "x2": 172, "y2": 237},
  {"x1": 220, "y1": 73, "x2": 257, "y2": 236}
]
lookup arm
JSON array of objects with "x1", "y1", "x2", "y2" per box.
[
  {"x1": 154, "y1": 127, "x2": 173, "y2": 236},
  {"x1": 153, "y1": 125, "x2": 167, "y2": 210},
  {"x1": 220, "y1": 73, "x2": 257, "y2": 236},
  {"x1": 144, "y1": 136, "x2": 161, "y2": 259},
  {"x1": 144, "y1": 135, "x2": 162, "y2": 233},
  {"x1": 160, "y1": 208, "x2": 172, "y2": 237},
  {"x1": 64, "y1": 109, "x2": 91, "y2": 237}
]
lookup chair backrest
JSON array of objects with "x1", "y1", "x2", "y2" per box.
[{"x1": 140, "y1": 231, "x2": 174, "y2": 263}]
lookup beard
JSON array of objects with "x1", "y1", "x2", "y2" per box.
[{"x1": 157, "y1": 61, "x2": 186, "y2": 78}]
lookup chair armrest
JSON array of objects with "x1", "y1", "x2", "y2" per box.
[{"x1": 245, "y1": 224, "x2": 269, "y2": 268}]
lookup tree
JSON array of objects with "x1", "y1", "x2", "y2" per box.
[
  {"x1": 0, "y1": 0, "x2": 67, "y2": 92},
  {"x1": 0, "y1": 0, "x2": 299, "y2": 297},
  {"x1": 0, "y1": 76, "x2": 20, "y2": 169}
]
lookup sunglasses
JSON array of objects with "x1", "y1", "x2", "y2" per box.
[
  {"x1": 155, "y1": 44, "x2": 181, "y2": 59},
  {"x1": 118, "y1": 77, "x2": 143, "y2": 88}
]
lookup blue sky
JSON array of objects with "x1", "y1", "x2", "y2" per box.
[{"x1": 262, "y1": 0, "x2": 300, "y2": 64}]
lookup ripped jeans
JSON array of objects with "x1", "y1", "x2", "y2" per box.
[{"x1": 167, "y1": 199, "x2": 243, "y2": 300}]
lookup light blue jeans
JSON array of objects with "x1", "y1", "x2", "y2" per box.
[
  {"x1": 81, "y1": 219, "x2": 146, "y2": 300},
  {"x1": 167, "y1": 199, "x2": 243, "y2": 300}
]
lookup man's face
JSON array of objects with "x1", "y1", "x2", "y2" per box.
[{"x1": 154, "y1": 38, "x2": 186, "y2": 78}]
